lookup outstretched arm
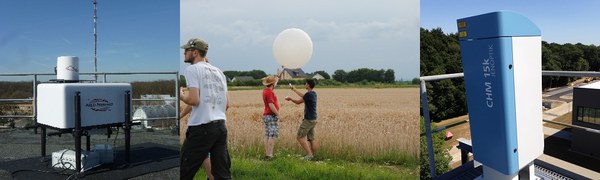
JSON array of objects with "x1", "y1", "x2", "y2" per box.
[
  {"x1": 289, "y1": 83, "x2": 305, "y2": 97},
  {"x1": 285, "y1": 96, "x2": 304, "y2": 104}
]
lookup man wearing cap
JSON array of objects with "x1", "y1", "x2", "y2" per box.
[
  {"x1": 285, "y1": 79, "x2": 318, "y2": 160},
  {"x1": 179, "y1": 38, "x2": 231, "y2": 180},
  {"x1": 261, "y1": 76, "x2": 281, "y2": 160}
]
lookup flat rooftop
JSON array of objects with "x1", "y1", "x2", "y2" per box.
[
  {"x1": 441, "y1": 131, "x2": 600, "y2": 179},
  {"x1": 0, "y1": 128, "x2": 179, "y2": 180},
  {"x1": 576, "y1": 80, "x2": 600, "y2": 89}
]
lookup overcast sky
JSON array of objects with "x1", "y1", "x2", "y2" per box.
[
  {"x1": 180, "y1": 0, "x2": 420, "y2": 81},
  {"x1": 421, "y1": 0, "x2": 600, "y2": 45}
]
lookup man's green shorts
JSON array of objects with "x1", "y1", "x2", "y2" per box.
[{"x1": 297, "y1": 119, "x2": 317, "y2": 141}]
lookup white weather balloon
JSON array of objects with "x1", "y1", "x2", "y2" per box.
[{"x1": 272, "y1": 28, "x2": 313, "y2": 69}]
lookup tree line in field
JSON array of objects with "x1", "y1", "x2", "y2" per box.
[
  {"x1": 187, "y1": 68, "x2": 411, "y2": 87},
  {"x1": 1, "y1": 67, "x2": 410, "y2": 99},
  {"x1": 0, "y1": 81, "x2": 32, "y2": 99},
  {"x1": 421, "y1": 27, "x2": 600, "y2": 122},
  {"x1": 223, "y1": 70, "x2": 268, "y2": 80},
  {"x1": 332, "y1": 68, "x2": 396, "y2": 83},
  {"x1": 222, "y1": 68, "x2": 397, "y2": 83},
  {"x1": 0, "y1": 80, "x2": 175, "y2": 99}
]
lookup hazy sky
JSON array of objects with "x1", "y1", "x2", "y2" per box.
[
  {"x1": 0, "y1": 1, "x2": 179, "y2": 81},
  {"x1": 180, "y1": 0, "x2": 420, "y2": 80},
  {"x1": 421, "y1": 0, "x2": 600, "y2": 45}
]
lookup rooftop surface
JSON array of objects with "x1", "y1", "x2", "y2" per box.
[
  {"x1": 576, "y1": 80, "x2": 600, "y2": 89},
  {"x1": 0, "y1": 127, "x2": 180, "y2": 180},
  {"x1": 437, "y1": 85, "x2": 600, "y2": 179}
]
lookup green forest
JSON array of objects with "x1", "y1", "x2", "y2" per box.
[
  {"x1": 222, "y1": 68, "x2": 397, "y2": 84},
  {"x1": 421, "y1": 27, "x2": 600, "y2": 122},
  {"x1": 184, "y1": 68, "x2": 410, "y2": 87}
]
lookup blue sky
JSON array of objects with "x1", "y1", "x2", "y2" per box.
[
  {"x1": 0, "y1": 1, "x2": 179, "y2": 81},
  {"x1": 421, "y1": 0, "x2": 600, "y2": 45},
  {"x1": 180, "y1": 0, "x2": 420, "y2": 81},
  {"x1": 3, "y1": 1, "x2": 598, "y2": 82}
]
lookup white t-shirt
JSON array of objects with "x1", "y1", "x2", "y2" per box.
[{"x1": 184, "y1": 62, "x2": 228, "y2": 126}]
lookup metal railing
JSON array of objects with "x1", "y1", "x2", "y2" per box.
[
  {"x1": 420, "y1": 70, "x2": 600, "y2": 178},
  {"x1": 420, "y1": 73, "x2": 464, "y2": 178},
  {"x1": 0, "y1": 72, "x2": 180, "y2": 129}
]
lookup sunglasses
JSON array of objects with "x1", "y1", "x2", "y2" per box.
[{"x1": 188, "y1": 39, "x2": 198, "y2": 48}]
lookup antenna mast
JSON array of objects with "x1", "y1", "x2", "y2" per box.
[{"x1": 93, "y1": 0, "x2": 98, "y2": 82}]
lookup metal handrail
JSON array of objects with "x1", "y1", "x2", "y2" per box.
[
  {"x1": 543, "y1": 119, "x2": 600, "y2": 134},
  {"x1": 419, "y1": 73, "x2": 464, "y2": 82},
  {"x1": 132, "y1": 99, "x2": 177, "y2": 101},
  {"x1": 420, "y1": 70, "x2": 600, "y2": 178},
  {"x1": 0, "y1": 115, "x2": 34, "y2": 118},
  {"x1": 0, "y1": 99, "x2": 34, "y2": 102},
  {"x1": 542, "y1": 71, "x2": 600, "y2": 77},
  {"x1": 420, "y1": 73, "x2": 464, "y2": 178},
  {"x1": 0, "y1": 72, "x2": 181, "y2": 130},
  {"x1": 0, "y1": 71, "x2": 176, "y2": 76},
  {"x1": 133, "y1": 117, "x2": 178, "y2": 121},
  {"x1": 0, "y1": 115, "x2": 178, "y2": 122},
  {"x1": 0, "y1": 73, "x2": 54, "y2": 76}
]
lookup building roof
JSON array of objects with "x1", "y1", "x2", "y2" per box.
[
  {"x1": 232, "y1": 76, "x2": 254, "y2": 81},
  {"x1": 311, "y1": 73, "x2": 325, "y2": 80},
  {"x1": 283, "y1": 68, "x2": 307, "y2": 78},
  {"x1": 133, "y1": 104, "x2": 176, "y2": 120},
  {"x1": 141, "y1": 94, "x2": 175, "y2": 100},
  {"x1": 577, "y1": 81, "x2": 600, "y2": 90}
]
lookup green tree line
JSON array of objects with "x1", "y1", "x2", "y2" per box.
[
  {"x1": 420, "y1": 28, "x2": 466, "y2": 122},
  {"x1": 0, "y1": 80, "x2": 175, "y2": 99},
  {"x1": 185, "y1": 68, "x2": 401, "y2": 86},
  {"x1": 223, "y1": 70, "x2": 268, "y2": 80},
  {"x1": 222, "y1": 68, "x2": 393, "y2": 83},
  {"x1": 542, "y1": 41, "x2": 600, "y2": 87},
  {"x1": 332, "y1": 68, "x2": 395, "y2": 83},
  {"x1": 421, "y1": 27, "x2": 600, "y2": 121},
  {"x1": 0, "y1": 81, "x2": 32, "y2": 99},
  {"x1": 131, "y1": 80, "x2": 176, "y2": 98}
]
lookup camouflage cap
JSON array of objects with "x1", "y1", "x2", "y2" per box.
[{"x1": 181, "y1": 38, "x2": 209, "y2": 51}]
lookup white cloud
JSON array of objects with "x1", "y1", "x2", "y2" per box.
[
  {"x1": 180, "y1": 0, "x2": 420, "y2": 79},
  {"x1": 205, "y1": 20, "x2": 274, "y2": 48},
  {"x1": 304, "y1": 18, "x2": 417, "y2": 42}
]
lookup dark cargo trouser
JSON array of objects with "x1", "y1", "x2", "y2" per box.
[{"x1": 180, "y1": 120, "x2": 231, "y2": 180}]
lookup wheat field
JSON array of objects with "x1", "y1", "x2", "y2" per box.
[{"x1": 182, "y1": 88, "x2": 419, "y2": 164}]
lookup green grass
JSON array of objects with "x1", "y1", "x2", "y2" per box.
[
  {"x1": 228, "y1": 143, "x2": 417, "y2": 166},
  {"x1": 194, "y1": 151, "x2": 419, "y2": 180},
  {"x1": 186, "y1": 124, "x2": 419, "y2": 180}
]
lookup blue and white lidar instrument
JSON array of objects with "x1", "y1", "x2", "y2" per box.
[{"x1": 458, "y1": 11, "x2": 544, "y2": 179}]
